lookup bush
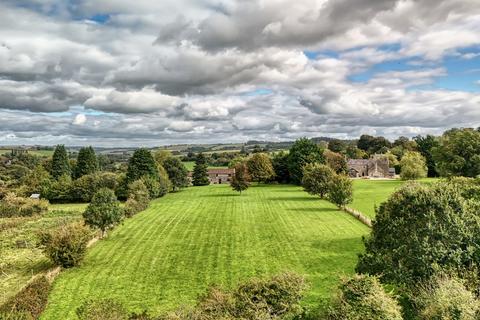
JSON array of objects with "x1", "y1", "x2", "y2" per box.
[
  {"x1": 356, "y1": 182, "x2": 480, "y2": 288},
  {"x1": 83, "y1": 188, "x2": 123, "y2": 237},
  {"x1": 0, "y1": 276, "x2": 51, "y2": 319},
  {"x1": 44, "y1": 174, "x2": 73, "y2": 202},
  {"x1": 124, "y1": 180, "x2": 150, "y2": 217},
  {"x1": 327, "y1": 174, "x2": 353, "y2": 208},
  {"x1": 400, "y1": 151, "x2": 428, "y2": 180},
  {"x1": 72, "y1": 172, "x2": 119, "y2": 202},
  {"x1": 302, "y1": 163, "x2": 335, "y2": 199},
  {"x1": 0, "y1": 193, "x2": 49, "y2": 218},
  {"x1": 38, "y1": 222, "x2": 91, "y2": 268},
  {"x1": 327, "y1": 274, "x2": 402, "y2": 320},
  {"x1": 414, "y1": 274, "x2": 480, "y2": 320},
  {"x1": 76, "y1": 299, "x2": 129, "y2": 320}
]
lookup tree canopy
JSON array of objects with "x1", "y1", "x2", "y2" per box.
[
  {"x1": 126, "y1": 148, "x2": 158, "y2": 183},
  {"x1": 83, "y1": 188, "x2": 123, "y2": 237},
  {"x1": 51, "y1": 145, "x2": 71, "y2": 180},
  {"x1": 162, "y1": 157, "x2": 189, "y2": 191},
  {"x1": 287, "y1": 138, "x2": 325, "y2": 184},
  {"x1": 192, "y1": 153, "x2": 210, "y2": 186},
  {"x1": 73, "y1": 146, "x2": 98, "y2": 179},
  {"x1": 400, "y1": 151, "x2": 427, "y2": 180},
  {"x1": 246, "y1": 153, "x2": 275, "y2": 182}
]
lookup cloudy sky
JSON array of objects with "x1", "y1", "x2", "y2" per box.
[{"x1": 1, "y1": 0, "x2": 480, "y2": 146}]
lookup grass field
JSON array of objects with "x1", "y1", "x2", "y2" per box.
[
  {"x1": 0, "y1": 149, "x2": 53, "y2": 157},
  {"x1": 182, "y1": 161, "x2": 228, "y2": 171},
  {"x1": 42, "y1": 184, "x2": 368, "y2": 319},
  {"x1": 0, "y1": 209, "x2": 82, "y2": 305},
  {"x1": 350, "y1": 178, "x2": 438, "y2": 218}
]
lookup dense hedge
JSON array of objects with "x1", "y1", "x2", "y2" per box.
[{"x1": 0, "y1": 193, "x2": 48, "y2": 218}]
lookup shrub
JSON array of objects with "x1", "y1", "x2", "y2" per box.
[
  {"x1": 400, "y1": 151, "x2": 428, "y2": 180},
  {"x1": 38, "y1": 222, "x2": 91, "y2": 268},
  {"x1": 302, "y1": 163, "x2": 335, "y2": 199},
  {"x1": 72, "y1": 172, "x2": 119, "y2": 202},
  {"x1": 327, "y1": 174, "x2": 353, "y2": 208},
  {"x1": 327, "y1": 274, "x2": 402, "y2": 320},
  {"x1": 44, "y1": 174, "x2": 73, "y2": 202},
  {"x1": 356, "y1": 182, "x2": 480, "y2": 288},
  {"x1": 124, "y1": 180, "x2": 150, "y2": 217},
  {"x1": 83, "y1": 188, "x2": 123, "y2": 237},
  {"x1": 414, "y1": 274, "x2": 480, "y2": 320},
  {"x1": 0, "y1": 276, "x2": 51, "y2": 319},
  {"x1": 0, "y1": 193, "x2": 49, "y2": 218},
  {"x1": 76, "y1": 299, "x2": 129, "y2": 320},
  {"x1": 141, "y1": 176, "x2": 162, "y2": 199}
]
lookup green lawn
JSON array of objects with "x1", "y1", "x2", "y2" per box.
[
  {"x1": 182, "y1": 161, "x2": 228, "y2": 171},
  {"x1": 42, "y1": 184, "x2": 368, "y2": 319},
  {"x1": 350, "y1": 178, "x2": 439, "y2": 219},
  {"x1": 49, "y1": 203, "x2": 88, "y2": 212}
]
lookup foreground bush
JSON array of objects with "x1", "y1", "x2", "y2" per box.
[
  {"x1": 164, "y1": 272, "x2": 306, "y2": 319},
  {"x1": 0, "y1": 193, "x2": 48, "y2": 218},
  {"x1": 76, "y1": 299, "x2": 129, "y2": 320},
  {"x1": 357, "y1": 182, "x2": 480, "y2": 288},
  {"x1": 83, "y1": 188, "x2": 123, "y2": 237},
  {"x1": 327, "y1": 274, "x2": 402, "y2": 320},
  {"x1": 414, "y1": 274, "x2": 480, "y2": 320},
  {"x1": 38, "y1": 222, "x2": 91, "y2": 268},
  {"x1": 0, "y1": 276, "x2": 51, "y2": 319}
]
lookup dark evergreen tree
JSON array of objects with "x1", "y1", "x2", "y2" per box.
[
  {"x1": 414, "y1": 135, "x2": 439, "y2": 177},
  {"x1": 272, "y1": 151, "x2": 290, "y2": 183},
  {"x1": 192, "y1": 154, "x2": 210, "y2": 186},
  {"x1": 126, "y1": 148, "x2": 158, "y2": 183},
  {"x1": 51, "y1": 145, "x2": 71, "y2": 180},
  {"x1": 73, "y1": 146, "x2": 98, "y2": 179},
  {"x1": 287, "y1": 138, "x2": 325, "y2": 184},
  {"x1": 162, "y1": 157, "x2": 189, "y2": 191}
]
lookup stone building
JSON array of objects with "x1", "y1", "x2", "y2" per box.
[
  {"x1": 347, "y1": 155, "x2": 395, "y2": 178},
  {"x1": 188, "y1": 168, "x2": 235, "y2": 184}
]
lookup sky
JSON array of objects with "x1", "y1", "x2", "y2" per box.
[{"x1": 0, "y1": 0, "x2": 479, "y2": 147}]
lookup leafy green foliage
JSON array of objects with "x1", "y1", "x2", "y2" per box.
[
  {"x1": 414, "y1": 135, "x2": 439, "y2": 177},
  {"x1": 45, "y1": 174, "x2": 73, "y2": 202},
  {"x1": 127, "y1": 149, "x2": 159, "y2": 183},
  {"x1": 327, "y1": 274, "x2": 402, "y2": 320},
  {"x1": 324, "y1": 150, "x2": 347, "y2": 174},
  {"x1": 0, "y1": 276, "x2": 51, "y2": 320},
  {"x1": 433, "y1": 128, "x2": 480, "y2": 177},
  {"x1": 124, "y1": 180, "x2": 150, "y2": 217},
  {"x1": 38, "y1": 222, "x2": 91, "y2": 268},
  {"x1": 165, "y1": 272, "x2": 306, "y2": 320},
  {"x1": 246, "y1": 153, "x2": 275, "y2": 182},
  {"x1": 19, "y1": 164, "x2": 52, "y2": 197},
  {"x1": 302, "y1": 163, "x2": 335, "y2": 199},
  {"x1": 327, "y1": 139, "x2": 346, "y2": 153},
  {"x1": 73, "y1": 146, "x2": 98, "y2": 179},
  {"x1": 51, "y1": 145, "x2": 71, "y2": 180},
  {"x1": 162, "y1": 157, "x2": 189, "y2": 192},
  {"x1": 414, "y1": 274, "x2": 480, "y2": 320},
  {"x1": 287, "y1": 138, "x2": 325, "y2": 184},
  {"x1": 76, "y1": 299, "x2": 129, "y2": 320},
  {"x1": 0, "y1": 193, "x2": 49, "y2": 218},
  {"x1": 271, "y1": 151, "x2": 290, "y2": 183},
  {"x1": 71, "y1": 172, "x2": 118, "y2": 202},
  {"x1": 327, "y1": 174, "x2": 353, "y2": 208},
  {"x1": 357, "y1": 135, "x2": 391, "y2": 155},
  {"x1": 356, "y1": 182, "x2": 480, "y2": 288},
  {"x1": 192, "y1": 154, "x2": 209, "y2": 186},
  {"x1": 400, "y1": 151, "x2": 427, "y2": 180},
  {"x1": 83, "y1": 188, "x2": 123, "y2": 237},
  {"x1": 231, "y1": 162, "x2": 250, "y2": 194}
]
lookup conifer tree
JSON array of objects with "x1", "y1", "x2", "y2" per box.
[
  {"x1": 192, "y1": 153, "x2": 210, "y2": 186},
  {"x1": 51, "y1": 145, "x2": 71, "y2": 180},
  {"x1": 126, "y1": 148, "x2": 158, "y2": 183},
  {"x1": 73, "y1": 146, "x2": 98, "y2": 179}
]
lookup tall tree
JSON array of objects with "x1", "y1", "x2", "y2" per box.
[
  {"x1": 126, "y1": 148, "x2": 158, "y2": 183},
  {"x1": 327, "y1": 139, "x2": 346, "y2": 153},
  {"x1": 246, "y1": 153, "x2": 275, "y2": 182},
  {"x1": 231, "y1": 162, "x2": 251, "y2": 194},
  {"x1": 162, "y1": 157, "x2": 189, "y2": 191},
  {"x1": 287, "y1": 138, "x2": 325, "y2": 184},
  {"x1": 324, "y1": 150, "x2": 347, "y2": 174},
  {"x1": 432, "y1": 128, "x2": 480, "y2": 177},
  {"x1": 51, "y1": 145, "x2": 71, "y2": 180},
  {"x1": 272, "y1": 151, "x2": 290, "y2": 183},
  {"x1": 357, "y1": 135, "x2": 391, "y2": 155},
  {"x1": 302, "y1": 163, "x2": 335, "y2": 199},
  {"x1": 414, "y1": 135, "x2": 439, "y2": 177},
  {"x1": 73, "y1": 146, "x2": 98, "y2": 179},
  {"x1": 192, "y1": 153, "x2": 210, "y2": 186}
]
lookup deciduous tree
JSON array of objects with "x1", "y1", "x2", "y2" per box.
[
  {"x1": 302, "y1": 163, "x2": 335, "y2": 199},
  {"x1": 287, "y1": 138, "x2": 325, "y2": 184},
  {"x1": 246, "y1": 153, "x2": 275, "y2": 182},
  {"x1": 231, "y1": 162, "x2": 250, "y2": 194},
  {"x1": 83, "y1": 188, "x2": 123, "y2": 237},
  {"x1": 400, "y1": 151, "x2": 427, "y2": 180}
]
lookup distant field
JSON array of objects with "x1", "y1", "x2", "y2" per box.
[
  {"x1": 0, "y1": 209, "x2": 82, "y2": 305},
  {"x1": 0, "y1": 149, "x2": 53, "y2": 157},
  {"x1": 182, "y1": 161, "x2": 228, "y2": 171},
  {"x1": 42, "y1": 184, "x2": 368, "y2": 319},
  {"x1": 351, "y1": 178, "x2": 439, "y2": 218}
]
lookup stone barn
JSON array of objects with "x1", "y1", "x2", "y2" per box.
[
  {"x1": 188, "y1": 168, "x2": 235, "y2": 185},
  {"x1": 347, "y1": 155, "x2": 395, "y2": 178}
]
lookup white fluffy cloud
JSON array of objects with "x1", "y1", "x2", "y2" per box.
[{"x1": 0, "y1": 0, "x2": 479, "y2": 145}]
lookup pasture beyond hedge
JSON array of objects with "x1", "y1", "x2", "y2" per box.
[{"x1": 42, "y1": 184, "x2": 368, "y2": 319}]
